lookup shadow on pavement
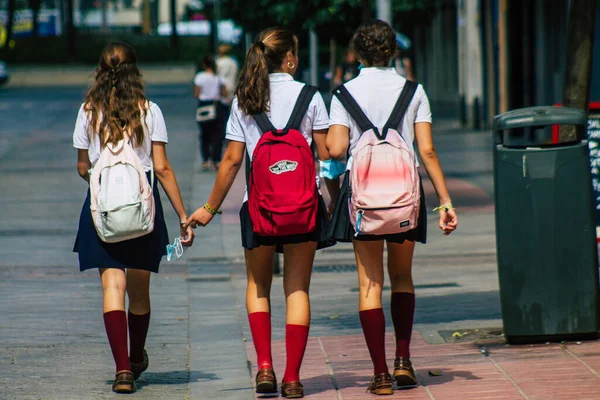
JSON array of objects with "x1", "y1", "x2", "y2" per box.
[{"x1": 104, "y1": 370, "x2": 220, "y2": 388}]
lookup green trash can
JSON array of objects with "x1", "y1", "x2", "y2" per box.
[{"x1": 493, "y1": 106, "x2": 600, "y2": 344}]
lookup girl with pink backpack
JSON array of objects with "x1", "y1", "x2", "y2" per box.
[{"x1": 326, "y1": 20, "x2": 458, "y2": 395}]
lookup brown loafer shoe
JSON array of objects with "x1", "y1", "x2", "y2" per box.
[
  {"x1": 393, "y1": 358, "x2": 417, "y2": 388},
  {"x1": 367, "y1": 373, "x2": 393, "y2": 395},
  {"x1": 112, "y1": 370, "x2": 135, "y2": 394},
  {"x1": 131, "y1": 349, "x2": 149, "y2": 381},
  {"x1": 255, "y1": 368, "x2": 278, "y2": 394},
  {"x1": 281, "y1": 380, "x2": 304, "y2": 398}
]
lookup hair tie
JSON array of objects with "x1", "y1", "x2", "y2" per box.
[{"x1": 256, "y1": 41, "x2": 265, "y2": 51}]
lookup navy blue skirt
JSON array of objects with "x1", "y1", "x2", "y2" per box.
[
  {"x1": 73, "y1": 172, "x2": 169, "y2": 273},
  {"x1": 328, "y1": 172, "x2": 427, "y2": 244},
  {"x1": 240, "y1": 195, "x2": 335, "y2": 253}
]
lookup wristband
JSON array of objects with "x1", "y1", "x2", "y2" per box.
[
  {"x1": 203, "y1": 202, "x2": 222, "y2": 216},
  {"x1": 433, "y1": 203, "x2": 454, "y2": 212}
]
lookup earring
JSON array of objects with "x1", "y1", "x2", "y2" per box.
[{"x1": 287, "y1": 61, "x2": 295, "y2": 69}]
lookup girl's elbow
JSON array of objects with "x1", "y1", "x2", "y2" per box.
[
  {"x1": 154, "y1": 164, "x2": 172, "y2": 178},
  {"x1": 419, "y1": 148, "x2": 437, "y2": 160},
  {"x1": 328, "y1": 147, "x2": 345, "y2": 160}
]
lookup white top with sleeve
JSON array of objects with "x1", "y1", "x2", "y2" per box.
[
  {"x1": 225, "y1": 73, "x2": 330, "y2": 201},
  {"x1": 72, "y1": 101, "x2": 168, "y2": 172},
  {"x1": 329, "y1": 67, "x2": 432, "y2": 167},
  {"x1": 194, "y1": 71, "x2": 224, "y2": 101}
]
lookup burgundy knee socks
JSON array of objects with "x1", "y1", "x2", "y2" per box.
[
  {"x1": 103, "y1": 310, "x2": 131, "y2": 372},
  {"x1": 359, "y1": 308, "x2": 389, "y2": 375},
  {"x1": 128, "y1": 310, "x2": 151, "y2": 363},
  {"x1": 390, "y1": 292, "x2": 415, "y2": 359}
]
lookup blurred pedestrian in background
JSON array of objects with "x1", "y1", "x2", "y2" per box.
[
  {"x1": 194, "y1": 54, "x2": 227, "y2": 171},
  {"x1": 393, "y1": 32, "x2": 415, "y2": 81},
  {"x1": 73, "y1": 42, "x2": 194, "y2": 394},
  {"x1": 333, "y1": 49, "x2": 361, "y2": 86},
  {"x1": 216, "y1": 44, "x2": 239, "y2": 106}
]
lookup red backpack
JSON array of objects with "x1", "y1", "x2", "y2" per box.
[{"x1": 248, "y1": 85, "x2": 319, "y2": 236}]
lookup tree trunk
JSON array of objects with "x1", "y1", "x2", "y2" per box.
[
  {"x1": 560, "y1": 0, "x2": 597, "y2": 143},
  {"x1": 2, "y1": 0, "x2": 16, "y2": 52},
  {"x1": 170, "y1": 0, "x2": 179, "y2": 58},
  {"x1": 29, "y1": 0, "x2": 41, "y2": 38},
  {"x1": 101, "y1": 0, "x2": 109, "y2": 33},
  {"x1": 361, "y1": 0, "x2": 372, "y2": 21},
  {"x1": 65, "y1": 0, "x2": 76, "y2": 60},
  {"x1": 329, "y1": 37, "x2": 337, "y2": 91}
]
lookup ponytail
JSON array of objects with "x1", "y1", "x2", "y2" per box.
[
  {"x1": 236, "y1": 41, "x2": 271, "y2": 115},
  {"x1": 235, "y1": 27, "x2": 298, "y2": 116}
]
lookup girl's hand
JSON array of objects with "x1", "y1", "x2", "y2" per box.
[
  {"x1": 185, "y1": 206, "x2": 215, "y2": 229},
  {"x1": 180, "y1": 223, "x2": 195, "y2": 247},
  {"x1": 439, "y1": 208, "x2": 458, "y2": 235}
]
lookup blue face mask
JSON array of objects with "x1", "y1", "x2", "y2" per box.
[
  {"x1": 320, "y1": 159, "x2": 347, "y2": 179},
  {"x1": 166, "y1": 237, "x2": 184, "y2": 261}
]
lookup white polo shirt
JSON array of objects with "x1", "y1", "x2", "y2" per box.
[
  {"x1": 194, "y1": 71, "x2": 224, "y2": 101},
  {"x1": 72, "y1": 101, "x2": 168, "y2": 172},
  {"x1": 226, "y1": 73, "x2": 329, "y2": 201},
  {"x1": 226, "y1": 73, "x2": 329, "y2": 156},
  {"x1": 329, "y1": 67, "x2": 432, "y2": 167}
]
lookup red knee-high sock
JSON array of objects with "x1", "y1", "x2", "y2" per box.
[
  {"x1": 128, "y1": 310, "x2": 151, "y2": 363},
  {"x1": 391, "y1": 292, "x2": 415, "y2": 359},
  {"x1": 248, "y1": 312, "x2": 272, "y2": 369},
  {"x1": 359, "y1": 308, "x2": 389, "y2": 375},
  {"x1": 283, "y1": 324, "x2": 310, "y2": 383},
  {"x1": 103, "y1": 310, "x2": 131, "y2": 372}
]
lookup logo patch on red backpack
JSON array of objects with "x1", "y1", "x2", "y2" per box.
[{"x1": 247, "y1": 85, "x2": 319, "y2": 237}]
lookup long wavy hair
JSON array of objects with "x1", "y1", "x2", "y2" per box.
[
  {"x1": 235, "y1": 27, "x2": 298, "y2": 115},
  {"x1": 84, "y1": 42, "x2": 148, "y2": 147}
]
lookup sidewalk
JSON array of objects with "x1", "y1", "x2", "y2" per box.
[{"x1": 2, "y1": 85, "x2": 600, "y2": 399}]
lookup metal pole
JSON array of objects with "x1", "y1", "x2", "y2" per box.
[
  {"x1": 213, "y1": 0, "x2": 220, "y2": 57},
  {"x1": 309, "y1": 27, "x2": 318, "y2": 86},
  {"x1": 376, "y1": 0, "x2": 392, "y2": 24},
  {"x1": 170, "y1": 0, "x2": 178, "y2": 58}
]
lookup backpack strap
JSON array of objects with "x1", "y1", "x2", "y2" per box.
[
  {"x1": 382, "y1": 80, "x2": 418, "y2": 138},
  {"x1": 284, "y1": 85, "x2": 319, "y2": 132},
  {"x1": 252, "y1": 112, "x2": 277, "y2": 135},
  {"x1": 333, "y1": 84, "x2": 378, "y2": 136}
]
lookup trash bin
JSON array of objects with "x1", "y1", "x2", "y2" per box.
[{"x1": 493, "y1": 106, "x2": 600, "y2": 344}]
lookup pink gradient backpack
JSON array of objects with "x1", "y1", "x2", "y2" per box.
[{"x1": 333, "y1": 81, "x2": 420, "y2": 236}]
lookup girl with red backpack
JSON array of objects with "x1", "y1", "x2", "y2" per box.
[
  {"x1": 72, "y1": 43, "x2": 194, "y2": 393},
  {"x1": 185, "y1": 27, "x2": 332, "y2": 399},
  {"x1": 326, "y1": 20, "x2": 458, "y2": 395}
]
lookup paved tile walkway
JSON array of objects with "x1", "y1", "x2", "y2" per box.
[{"x1": 247, "y1": 333, "x2": 600, "y2": 399}]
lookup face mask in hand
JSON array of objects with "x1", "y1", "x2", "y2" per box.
[
  {"x1": 320, "y1": 159, "x2": 347, "y2": 179},
  {"x1": 166, "y1": 237, "x2": 184, "y2": 261}
]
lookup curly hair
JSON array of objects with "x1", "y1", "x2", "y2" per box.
[
  {"x1": 236, "y1": 27, "x2": 298, "y2": 116},
  {"x1": 84, "y1": 42, "x2": 148, "y2": 147},
  {"x1": 351, "y1": 20, "x2": 398, "y2": 67}
]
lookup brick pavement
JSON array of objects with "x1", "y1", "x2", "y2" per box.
[{"x1": 247, "y1": 333, "x2": 600, "y2": 399}]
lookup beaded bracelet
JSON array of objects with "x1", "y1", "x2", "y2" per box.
[
  {"x1": 203, "y1": 202, "x2": 222, "y2": 216},
  {"x1": 433, "y1": 203, "x2": 455, "y2": 212}
]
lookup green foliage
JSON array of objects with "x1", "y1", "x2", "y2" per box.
[{"x1": 221, "y1": 0, "x2": 441, "y2": 40}]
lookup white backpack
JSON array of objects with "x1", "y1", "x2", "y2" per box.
[{"x1": 89, "y1": 138, "x2": 155, "y2": 243}]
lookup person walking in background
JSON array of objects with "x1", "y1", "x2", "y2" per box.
[
  {"x1": 333, "y1": 49, "x2": 361, "y2": 86},
  {"x1": 216, "y1": 44, "x2": 239, "y2": 107},
  {"x1": 72, "y1": 42, "x2": 194, "y2": 394},
  {"x1": 326, "y1": 20, "x2": 457, "y2": 395},
  {"x1": 393, "y1": 32, "x2": 415, "y2": 81},
  {"x1": 185, "y1": 27, "x2": 332, "y2": 399},
  {"x1": 194, "y1": 54, "x2": 227, "y2": 171}
]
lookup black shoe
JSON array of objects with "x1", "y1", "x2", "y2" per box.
[
  {"x1": 130, "y1": 350, "x2": 149, "y2": 381},
  {"x1": 393, "y1": 358, "x2": 417, "y2": 388}
]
